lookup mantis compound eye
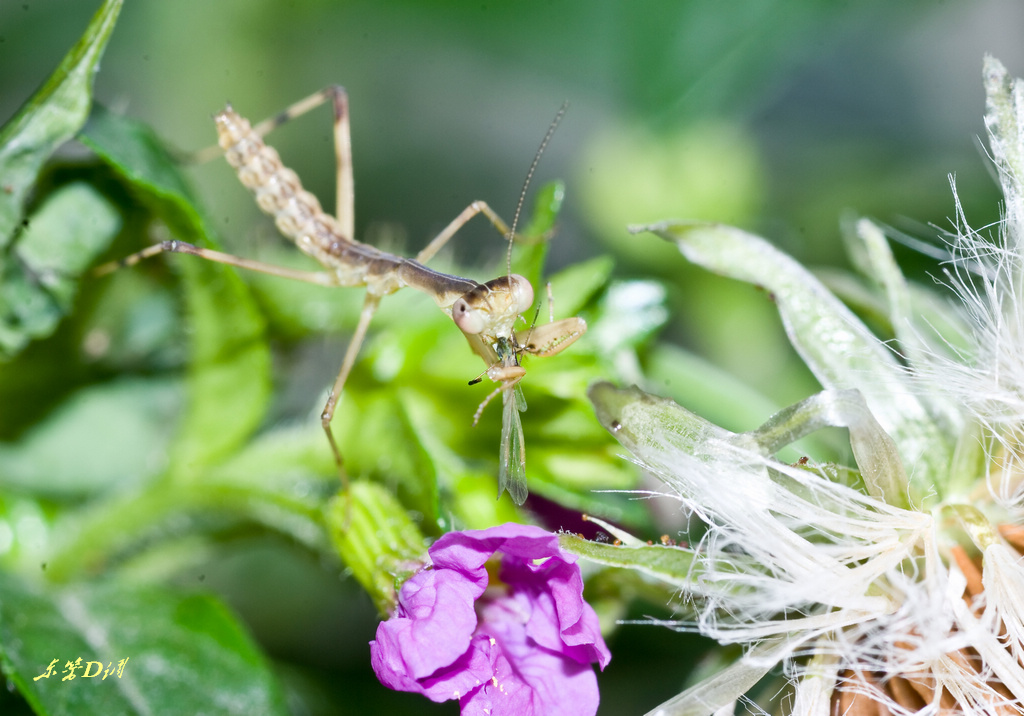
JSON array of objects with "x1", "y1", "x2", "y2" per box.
[
  {"x1": 452, "y1": 274, "x2": 535, "y2": 336},
  {"x1": 506, "y1": 274, "x2": 535, "y2": 315},
  {"x1": 453, "y1": 296, "x2": 487, "y2": 334}
]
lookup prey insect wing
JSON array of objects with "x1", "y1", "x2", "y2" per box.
[
  {"x1": 487, "y1": 334, "x2": 529, "y2": 504},
  {"x1": 499, "y1": 383, "x2": 527, "y2": 505}
]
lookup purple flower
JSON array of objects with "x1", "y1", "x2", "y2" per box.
[{"x1": 370, "y1": 523, "x2": 611, "y2": 715}]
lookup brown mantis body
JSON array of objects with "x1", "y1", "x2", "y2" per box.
[{"x1": 98, "y1": 86, "x2": 585, "y2": 504}]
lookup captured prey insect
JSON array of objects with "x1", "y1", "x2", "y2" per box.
[{"x1": 95, "y1": 86, "x2": 585, "y2": 505}]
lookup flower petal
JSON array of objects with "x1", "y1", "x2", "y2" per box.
[
  {"x1": 370, "y1": 567, "x2": 483, "y2": 694},
  {"x1": 373, "y1": 523, "x2": 610, "y2": 711},
  {"x1": 502, "y1": 558, "x2": 611, "y2": 669},
  {"x1": 430, "y1": 523, "x2": 565, "y2": 574},
  {"x1": 460, "y1": 627, "x2": 601, "y2": 716}
]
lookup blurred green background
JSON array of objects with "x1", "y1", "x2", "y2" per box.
[{"x1": 2, "y1": 1, "x2": 1023, "y2": 713}]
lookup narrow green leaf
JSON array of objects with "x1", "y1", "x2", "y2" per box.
[
  {"x1": 335, "y1": 388, "x2": 438, "y2": 516},
  {"x1": 511, "y1": 180, "x2": 566, "y2": 303},
  {"x1": 397, "y1": 386, "x2": 464, "y2": 522},
  {"x1": 0, "y1": 0, "x2": 123, "y2": 243},
  {"x1": 851, "y1": 219, "x2": 964, "y2": 439},
  {"x1": 589, "y1": 381, "x2": 734, "y2": 458},
  {"x1": 519, "y1": 179, "x2": 566, "y2": 241},
  {"x1": 0, "y1": 572, "x2": 288, "y2": 716},
  {"x1": 644, "y1": 638, "x2": 788, "y2": 716},
  {"x1": 81, "y1": 107, "x2": 271, "y2": 471},
  {"x1": 560, "y1": 533, "x2": 696, "y2": 589},
  {"x1": 744, "y1": 390, "x2": 909, "y2": 507},
  {"x1": 589, "y1": 381, "x2": 907, "y2": 511},
  {"x1": 635, "y1": 220, "x2": 952, "y2": 491}
]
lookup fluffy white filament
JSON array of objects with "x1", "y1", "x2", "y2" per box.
[{"x1": 635, "y1": 426, "x2": 930, "y2": 650}]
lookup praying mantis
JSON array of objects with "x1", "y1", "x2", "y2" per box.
[{"x1": 96, "y1": 86, "x2": 586, "y2": 505}]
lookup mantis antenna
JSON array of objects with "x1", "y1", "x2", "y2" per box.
[{"x1": 505, "y1": 101, "x2": 569, "y2": 279}]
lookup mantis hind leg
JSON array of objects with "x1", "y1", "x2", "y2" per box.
[
  {"x1": 320, "y1": 292, "x2": 382, "y2": 492},
  {"x1": 191, "y1": 86, "x2": 355, "y2": 240}
]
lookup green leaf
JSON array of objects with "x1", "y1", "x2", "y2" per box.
[
  {"x1": 0, "y1": 183, "x2": 121, "y2": 357},
  {"x1": 169, "y1": 261, "x2": 271, "y2": 472},
  {"x1": 592, "y1": 372, "x2": 910, "y2": 510},
  {"x1": 547, "y1": 254, "x2": 615, "y2": 320},
  {"x1": 636, "y1": 220, "x2": 952, "y2": 498},
  {"x1": 743, "y1": 389, "x2": 908, "y2": 507},
  {"x1": 511, "y1": 180, "x2": 566, "y2": 302},
  {"x1": 0, "y1": 378, "x2": 180, "y2": 499},
  {"x1": 397, "y1": 386, "x2": 468, "y2": 523},
  {"x1": 79, "y1": 106, "x2": 202, "y2": 242},
  {"x1": 519, "y1": 179, "x2": 566, "y2": 242},
  {"x1": 588, "y1": 381, "x2": 736, "y2": 472},
  {"x1": 0, "y1": 0, "x2": 122, "y2": 243},
  {"x1": 0, "y1": 572, "x2": 288, "y2": 716},
  {"x1": 335, "y1": 387, "x2": 440, "y2": 517},
  {"x1": 588, "y1": 279, "x2": 667, "y2": 359},
  {"x1": 81, "y1": 106, "x2": 271, "y2": 471},
  {"x1": 44, "y1": 424, "x2": 337, "y2": 582}
]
